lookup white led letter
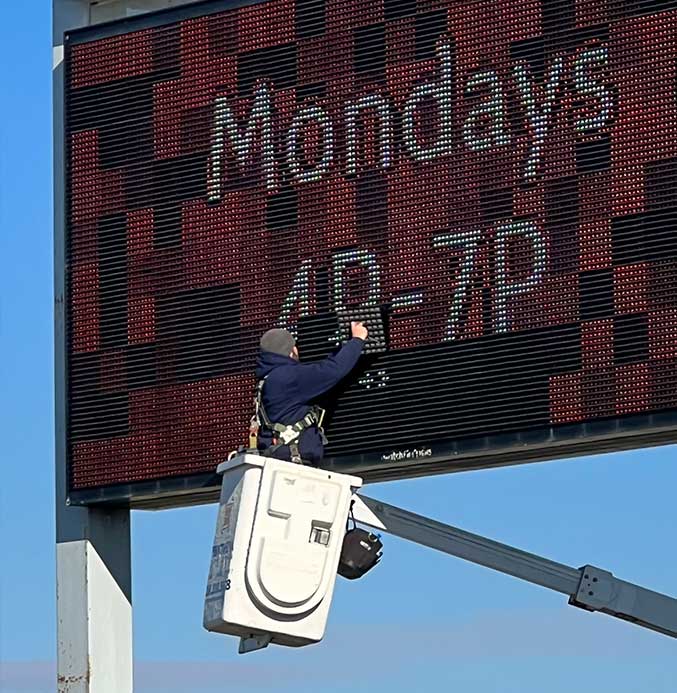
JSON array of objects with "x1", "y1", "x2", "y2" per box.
[
  {"x1": 433, "y1": 229, "x2": 482, "y2": 341},
  {"x1": 402, "y1": 39, "x2": 455, "y2": 162},
  {"x1": 207, "y1": 84, "x2": 275, "y2": 200},
  {"x1": 462, "y1": 69, "x2": 510, "y2": 152},
  {"x1": 494, "y1": 220, "x2": 547, "y2": 333},
  {"x1": 286, "y1": 104, "x2": 334, "y2": 184},
  {"x1": 345, "y1": 93, "x2": 394, "y2": 175},
  {"x1": 513, "y1": 57, "x2": 565, "y2": 181},
  {"x1": 276, "y1": 259, "x2": 313, "y2": 334},
  {"x1": 572, "y1": 46, "x2": 613, "y2": 133},
  {"x1": 331, "y1": 249, "x2": 381, "y2": 312}
]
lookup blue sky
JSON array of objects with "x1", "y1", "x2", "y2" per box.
[{"x1": 1, "y1": 2, "x2": 676, "y2": 692}]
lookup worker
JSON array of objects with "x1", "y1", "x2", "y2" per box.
[{"x1": 252, "y1": 321, "x2": 369, "y2": 465}]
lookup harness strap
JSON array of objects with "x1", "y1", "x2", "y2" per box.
[{"x1": 254, "y1": 378, "x2": 327, "y2": 463}]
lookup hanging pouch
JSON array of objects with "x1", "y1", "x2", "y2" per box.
[{"x1": 337, "y1": 504, "x2": 383, "y2": 580}]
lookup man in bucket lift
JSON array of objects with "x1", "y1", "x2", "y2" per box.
[{"x1": 251, "y1": 321, "x2": 368, "y2": 465}]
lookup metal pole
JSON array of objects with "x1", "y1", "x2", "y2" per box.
[{"x1": 54, "y1": 2, "x2": 133, "y2": 691}]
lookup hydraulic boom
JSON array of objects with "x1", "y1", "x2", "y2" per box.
[{"x1": 352, "y1": 494, "x2": 677, "y2": 639}]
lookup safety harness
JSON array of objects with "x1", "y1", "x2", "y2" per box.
[{"x1": 249, "y1": 377, "x2": 327, "y2": 464}]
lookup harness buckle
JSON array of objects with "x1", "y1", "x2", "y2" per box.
[{"x1": 279, "y1": 427, "x2": 300, "y2": 445}]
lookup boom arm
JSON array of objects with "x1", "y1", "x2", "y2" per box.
[{"x1": 352, "y1": 494, "x2": 677, "y2": 639}]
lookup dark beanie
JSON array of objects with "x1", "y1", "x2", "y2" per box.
[{"x1": 260, "y1": 328, "x2": 295, "y2": 357}]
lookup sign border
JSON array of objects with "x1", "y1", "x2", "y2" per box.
[
  {"x1": 64, "y1": 0, "x2": 267, "y2": 44},
  {"x1": 67, "y1": 410, "x2": 677, "y2": 508},
  {"x1": 61, "y1": 0, "x2": 677, "y2": 509}
]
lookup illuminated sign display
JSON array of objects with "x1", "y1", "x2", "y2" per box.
[{"x1": 63, "y1": 0, "x2": 677, "y2": 506}]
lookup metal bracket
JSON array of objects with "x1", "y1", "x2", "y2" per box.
[
  {"x1": 570, "y1": 565, "x2": 677, "y2": 638},
  {"x1": 238, "y1": 633, "x2": 272, "y2": 654},
  {"x1": 571, "y1": 565, "x2": 618, "y2": 612}
]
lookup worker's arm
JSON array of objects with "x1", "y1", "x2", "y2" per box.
[{"x1": 295, "y1": 322, "x2": 367, "y2": 400}]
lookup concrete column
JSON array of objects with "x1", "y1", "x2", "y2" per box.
[{"x1": 53, "y1": 2, "x2": 133, "y2": 691}]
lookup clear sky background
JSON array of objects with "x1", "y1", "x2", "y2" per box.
[{"x1": 1, "y1": 2, "x2": 676, "y2": 692}]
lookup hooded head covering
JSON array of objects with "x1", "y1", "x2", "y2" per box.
[{"x1": 260, "y1": 328, "x2": 295, "y2": 357}]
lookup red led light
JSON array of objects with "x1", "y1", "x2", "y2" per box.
[{"x1": 63, "y1": 1, "x2": 677, "y2": 497}]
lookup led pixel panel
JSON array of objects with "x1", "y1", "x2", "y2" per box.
[{"x1": 63, "y1": 0, "x2": 677, "y2": 504}]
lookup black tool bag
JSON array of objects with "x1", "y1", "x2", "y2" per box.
[{"x1": 337, "y1": 527, "x2": 383, "y2": 580}]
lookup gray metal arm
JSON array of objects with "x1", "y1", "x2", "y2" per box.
[{"x1": 352, "y1": 494, "x2": 677, "y2": 639}]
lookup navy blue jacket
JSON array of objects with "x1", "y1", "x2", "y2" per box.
[{"x1": 255, "y1": 338, "x2": 365, "y2": 464}]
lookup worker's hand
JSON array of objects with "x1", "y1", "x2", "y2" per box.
[{"x1": 351, "y1": 321, "x2": 368, "y2": 341}]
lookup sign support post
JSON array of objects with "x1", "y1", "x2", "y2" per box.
[
  {"x1": 55, "y1": 513, "x2": 133, "y2": 693},
  {"x1": 54, "y1": 3, "x2": 133, "y2": 691}
]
